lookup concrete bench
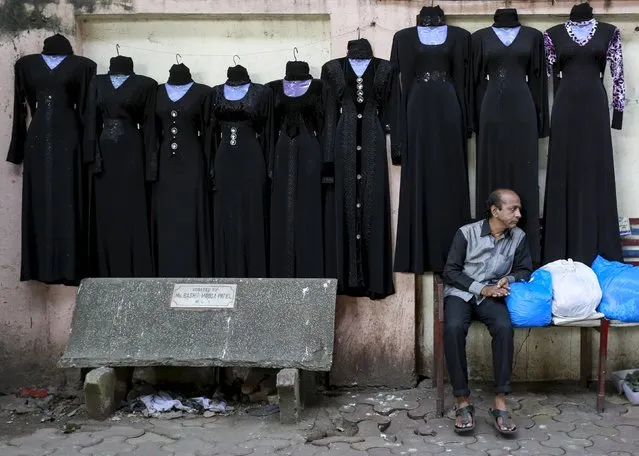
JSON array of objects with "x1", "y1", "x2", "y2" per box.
[
  {"x1": 59, "y1": 277, "x2": 337, "y2": 423},
  {"x1": 432, "y1": 220, "x2": 639, "y2": 416}
]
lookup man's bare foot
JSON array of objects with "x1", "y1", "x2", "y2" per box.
[{"x1": 454, "y1": 397, "x2": 474, "y2": 432}]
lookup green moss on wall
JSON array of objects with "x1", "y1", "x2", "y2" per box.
[{"x1": 0, "y1": 0, "x2": 133, "y2": 35}]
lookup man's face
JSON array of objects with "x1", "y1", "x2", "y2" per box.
[{"x1": 493, "y1": 193, "x2": 522, "y2": 229}]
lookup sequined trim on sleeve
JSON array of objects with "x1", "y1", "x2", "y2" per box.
[
  {"x1": 543, "y1": 32, "x2": 557, "y2": 78},
  {"x1": 606, "y1": 27, "x2": 625, "y2": 112}
]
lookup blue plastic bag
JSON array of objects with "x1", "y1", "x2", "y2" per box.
[
  {"x1": 505, "y1": 269, "x2": 553, "y2": 327},
  {"x1": 592, "y1": 255, "x2": 639, "y2": 322}
]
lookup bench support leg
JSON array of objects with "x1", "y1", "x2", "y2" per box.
[
  {"x1": 597, "y1": 319, "x2": 610, "y2": 413},
  {"x1": 84, "y1": 367, "x2": 117, "y2": 420},
  {"x1": 580, "y1": 327, "x2": 592, "y2": 389},
  {"x1": 434, "y1": 274, "x2": 445, "y2": 417},
  {"x1": 277, "y1": 368, "x2": 300, "y2": 424}
]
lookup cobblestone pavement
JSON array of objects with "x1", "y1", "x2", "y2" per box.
[{"x1": 1, "y1": 383, "x2": 638, "y2": 455}]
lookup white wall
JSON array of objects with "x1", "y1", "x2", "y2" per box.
[{"x1": 79, "y1": 15, "x2": 331, "y2": 86}]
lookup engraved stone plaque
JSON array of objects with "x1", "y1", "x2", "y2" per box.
[{"x1": 170, "y1": 284, "x2": 237, "y2": 309}]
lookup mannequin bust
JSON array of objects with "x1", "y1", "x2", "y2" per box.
[
  {"x1": 108, "y1": 56, "x2": 133, "y2": 75},
  {"x1": 417, "y1": 6, "x2": 446, "y2": 26},
  {"x1": 167, "y1": 63, "x2": 193, "y2": 85},
  {"x1": 226, "y1": 64, "x2": 251, "y2": 86},
  {"x1": 42, "y1": 33, "x2": 73, "y2": 55},
  {"x1": 285, "y1": 61, "x2": 312, "y2": 81},
  {"x1": 492, "y1": 8, "x2": 521, "y2": 28},
  {"x1": 569, "y1": 2, "x2": 594, "y2": 21},
  {"x1": 347, "y1": 38, "x2": 373, "y2": 59}
]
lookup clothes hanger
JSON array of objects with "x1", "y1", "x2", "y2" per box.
[
  {"x1": 293, "y1": 47, "x2": 299, "y2": 61},
  {"x1": 116, "y1": 43, "x2": 120, "y2": 56},
  {"x1": 233, "y1": 54, "x2": 240, "y2": 65},
  {"x1": 176, "y1": 53, "x2": 182, "y2": 64}
]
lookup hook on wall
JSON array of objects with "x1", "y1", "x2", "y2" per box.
[
  {"x1": 176, "y1": 53, "x2": 182, "y2": 64},
  {"x1": 293, "y1": 47, "x2": 299, "y2": 61},
  {"x1": 116, "y1": 43, "x2": 120, "y2": 56},
  {"x1": 233, "y1": 54, "x2": 240, "y2": 65},
  {"x1": 357, "y1": 27, "x2": 361, "y2": 39}
]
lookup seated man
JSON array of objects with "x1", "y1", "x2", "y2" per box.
[{"x1": 442, "y1": 189, "x2": 532, "y2": 435}]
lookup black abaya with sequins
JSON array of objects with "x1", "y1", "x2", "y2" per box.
[
  {"x1": 84, "y1": 74, "x2": 157, "y2": 278},
  {"x1": 7, "y1": 54, "x2": 96, "y2": 285},
  {"x1": 321, "y1": 58, "x2": 395, "y2": 299}
]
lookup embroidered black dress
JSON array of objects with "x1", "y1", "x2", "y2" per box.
[
  {"x1": 543, "y1": 20, "x2": 624, "y2": 265},
  {"x1": 472, "y1": 26, "x2": 548, "y2": 264},
  {"x1": 321, "y1": 58, "x2": 395, "y2": 299},
  {"x1": 84, "y1": 74, "x2": 157, "y2": 277},
  {"x1": 391, "y1": 26, "x2": 472, "y2": 274},
  {"x1": 266, "y1": 79, "x2": 331, "y2": 278},
  {"x1": 210, "y1": 83, "x2": 272, "y2": 278},
  {"x1": 8, "y1": 54, "x2": 96, "y2": 285},
  {"x1": 153, "y1": 83, "x2": 213, "y2": 277}
]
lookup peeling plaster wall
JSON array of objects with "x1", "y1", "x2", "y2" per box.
[{"x1": 0, "y1": 0, "x2": 638, "y2": 390}]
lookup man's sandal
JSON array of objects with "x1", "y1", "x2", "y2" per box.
[
  {"x1": 454, "y1": 404, "x2": 475, "y2": 434},
  {"x1": 489, "y1": 408, "x2": 517, "y2": 435}
]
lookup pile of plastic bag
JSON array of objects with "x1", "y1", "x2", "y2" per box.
[
  {"x1": 592, "y1": 255, "x2": 639, "y2": 322},
  {"x1": 541, "y1": 259, "x2": 602, "y2": 319},
  {"x1": 505, "y1": 269, "x2": 553, "y2": 327}
]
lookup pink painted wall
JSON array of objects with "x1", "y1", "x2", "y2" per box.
[{"x1": 1, "y1": 0, "x2": 638, "y2": 390}]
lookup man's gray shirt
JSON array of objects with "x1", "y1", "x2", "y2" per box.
[{"x1": 443, "y1": 220, "x2": 533, "y2": 304}]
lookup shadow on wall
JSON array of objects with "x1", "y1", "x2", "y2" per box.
[{"x1": 0, "y1": 0, "x2": 133, "y2": 35}]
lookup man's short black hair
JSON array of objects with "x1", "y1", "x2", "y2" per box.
[{"x1": 485, "y1": 190, "x2": 504, "y2": 219}]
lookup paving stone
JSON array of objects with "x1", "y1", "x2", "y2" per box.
[
  {"x1": 390, "y1": 441, "x2": 446, "y2": 455},
  {"x1": 356, "y1": 421, "x2": 383, "y2": 438},
  {"x1": 420, "y1": 417, "x2": 465, "y2": 443},
  {"x1": 116, "y1": 442, "x2": 174, "y2": 455},
  {"x1": 319, "y1": 442, "x2": 367, "y2": 455},
  {"x1": 79, "y1": 436, "x2": 134, "y2": 455},
  {"x1": 568, "y1": 421, "x2": 619, "y2": 439},
  {"x1": 539, "y1": 431, "x2": 593, "y2": 451},
  {"x1": 182, "y1": 417, "x2": 219, "y2": 427},
  {"x1": 611, "y1": 425, "x2": 639, "y2": 445},
  {"x1": 531, "y1": 415, "x2": 576, "y2": 433},
  {"x1": 42, "y1": 432, "x2": 102, "y2": 451},
  {"x1": 407, "y1": 405, "x2": 429, "y2": 420},
  {"x1": 588, "y1": 435, "x2": 639, "y2": 454},
  {"x1": 516, "y1": 398, "x2": 560, "y2": 417},
  {"x1": 373, "y1": 401, "x2": 419, "y2": 416},
  {"x1": 342, "y1": 405, "x2": 391, "y2": 429},
  {"x1": 384, "y1": 411, "x2": 419, "y2": 436},
  {"x1": 350, "y1": 437, "x2": 401, "y2": 451},
  {"x1": 240, "y1": 439, "x2": 293, "y2": 451},
  {"x1": 210, "y1": 445, "x2": 255, "y2": 455},
  {"x1": 414, "y1": 425, "x2": 436, "y2": 437},
  {"x1": 126, "y1": 431, "x2": 175, "y2": 445},
  {"x1": 465, "y1": 433, "x2": 520, "y2": 454},
  {"x1": 161, "y1": 437, "x2": 217, "y2": 455},
  {"x1": 511, "y1": 439, "x2": 564, "y2": 456},
  {"x1": 310, "y1": 437, "x2": 364, "y2": 447},
  {"x1": 90, "y1": 426, "x2": 145, "y2": 440},
  {"x1": 0, "y1": 444, "x2": 53, "y2": 456},
  {"x1": 428, "y1": 442, "x2": 477, "y2": 456},
  {"x1": 367, "y1": 449, "x2": 393, "y2": 456},
  {"x1": 552, "y1": 404, "x2": 605, "y2": 424}
]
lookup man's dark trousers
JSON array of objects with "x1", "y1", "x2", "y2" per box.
[{"x1": 444, "y1": 295, "x2": 514, "y2": 397}]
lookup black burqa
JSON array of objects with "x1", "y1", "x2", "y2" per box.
[
  {"x1": 321, "y1": 38, "x2": 395, "y2": 299},
  {"x1": 472, "y1": 9, "x2": 548, "y2": 264},
  {"x1": 542, "y1": 3, "x2": 624, "y2": 265},
  {"x1": 391, "y1": 7, "x2": 472, "y2": 274},
  {"x1": 267, "y1": 61, "x2": 332, "y2": 278},
  {"x1": 7, "y1": 34, "x2": 96, "y2": 285},
  {"x1": 153, "y1": 64, "x2": 213, "y2": 277},
  {"x1": 84, "y1": 56, "x2": 157, "y2": 277},
  {"x1": 210, "y1": 67, "x2": 272, "y2": 278}
]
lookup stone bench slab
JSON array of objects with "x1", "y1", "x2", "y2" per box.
[{"x1": 59, "y1": 278, "x2": 337, "y2": 371}]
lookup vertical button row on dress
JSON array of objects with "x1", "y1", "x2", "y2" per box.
[
  {"x1": 170, "y1": 110, "x2": 179, "y2": 156},
  {"x1": 355, "y1": 98, "x2": 363, "y2": 243},
  {"x1": 230, "y1": 126, "x2": 237, "y2": 146}
]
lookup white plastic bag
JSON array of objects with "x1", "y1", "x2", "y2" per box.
[{"x1": 541, "y1": 259, "x2": 602, "y2": 318}]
